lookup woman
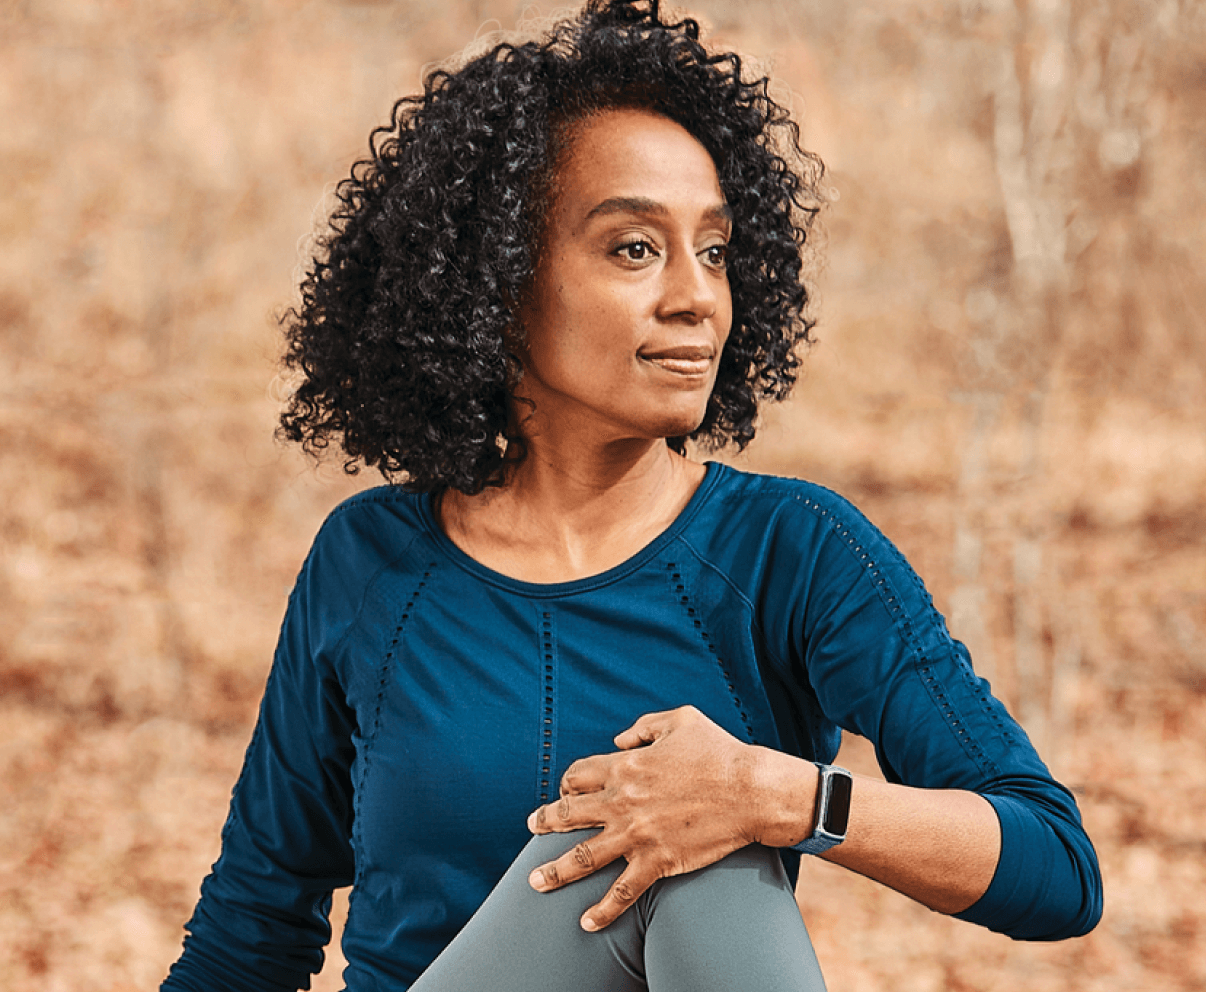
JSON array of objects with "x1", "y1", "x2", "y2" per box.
[{"x1": 162, "y1": 2, "x2": 1102, "y2": 990}]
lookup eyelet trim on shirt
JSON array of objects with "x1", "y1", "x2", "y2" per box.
[
  {"x1": 792, "y1": 493, "x2": 1001, "y2": 775},
  {"x1": 960, "y1": 655, "x2": 1019, "y2": 748},
  {"x1": 352, "y1": 562, "x2": 436, "y2": 886},
  {"x1": 665, "y1": 561, "x2": 754, "y2": 743},
  {"x1": 537, "y1": 608, "x2": 558, "y2": 804}
]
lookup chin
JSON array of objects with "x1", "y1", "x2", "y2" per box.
[{"x1": 644, "y1": 408, "x2": 709, "y2": 443}]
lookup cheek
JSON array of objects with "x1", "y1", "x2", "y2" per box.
[
  {"x1": 570, "y1": 293, "x2": 643, "y2": 354},
  {"x1": 717, "y1": 287, "x2": 735, "y2": 344}
]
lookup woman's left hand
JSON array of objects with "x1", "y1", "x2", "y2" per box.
[{"x1": 525, "y1": 705, "x2": 813, "y2": 931}]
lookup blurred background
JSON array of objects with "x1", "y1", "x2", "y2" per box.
[{"x1": 2, "y1": 0, "x2": 1203, "y2": 988}]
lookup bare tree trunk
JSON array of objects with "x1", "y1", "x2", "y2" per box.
[
  {"x1": 953, "y1": 0, "x2": 1073, "y2": 751},
  {"x1": 950, "y1": 392, "x2": 1001, "y2": 689}
]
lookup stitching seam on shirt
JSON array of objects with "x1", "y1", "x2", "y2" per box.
[
  {"x1": 322, "y1": 486, "x2": 424, "y2": 521},
  {"x1": 674, "y1": 533, "x2": 792, "y2": 681},
  {"x1": 664, "y1": 560, "x2": 755, "y2": 743},
  {"x1": 220, "y1": 670, "x2": 277, "y2": 840},
  {"x1": 349, "y1": 560, "x2": 437, "y2": 896},
  {"x1": 711, "y1": 483, "x2": 959, "y2": 671},
  {"x1": 788, "y1": 493, "x2": 1001, "y2": 777},
  {"x1": 320, "y1": 529, "x2": 427, "y2": 668}
]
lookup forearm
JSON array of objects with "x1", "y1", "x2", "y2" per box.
[
  {"x1": 525, "y1": 707, "x2": 1098, "y2": 939},
  {"x1": 748, "y1": 747, "x2": 1000, "y2": 915}
]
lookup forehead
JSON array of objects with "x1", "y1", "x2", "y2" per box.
[{"x1": 551, "y1": 108, "x2": 726, "y2": 224}]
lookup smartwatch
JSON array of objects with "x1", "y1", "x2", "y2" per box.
[{"x1": 791, "y1": 762, "x2": 853, "y2": 855}]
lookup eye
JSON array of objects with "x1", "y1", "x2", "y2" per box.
[
  {"x1": 614, "y1": 239, "x2": 659, "y2": 263},
  {"x1": 701, "y1": 243, "x2": 729, "y2": 269}
]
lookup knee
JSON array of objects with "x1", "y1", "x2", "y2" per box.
[
  {"x1": 517, "y1": 828, "x2": 605, "y2": 871},
  {"x1": 646, "y1": 845, "x2": 793, "y2": 910}
]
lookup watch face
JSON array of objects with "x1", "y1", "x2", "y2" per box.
[{"x1": 822, "y1": 772, "x2": 853, "y2": 835}]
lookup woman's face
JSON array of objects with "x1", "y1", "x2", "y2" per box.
[{"x1": 515, "y1": 107, "x2": 733, "y2": 446}]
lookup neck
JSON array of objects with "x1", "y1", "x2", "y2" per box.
[
  {"x1": 507, "y1": 433, "x2": 678, "y2": 519},
  {"x1": 439, "y1": 435, "x2": 706, "y2": 584}
]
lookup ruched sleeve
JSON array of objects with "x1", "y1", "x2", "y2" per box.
[
  {"x1": 747, "y1": 482, "x2": 1103, "y2": 940},
  {"x1": 161, "y1": 535, "x2": 359, "y2": 991}
]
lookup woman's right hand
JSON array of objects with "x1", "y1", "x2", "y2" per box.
[{"x1": 525, "y1": 705, "x2": 817, "y2": 931}]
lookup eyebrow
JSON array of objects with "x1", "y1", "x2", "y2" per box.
[{"x1": 585, "y1": 196, "x2": 733, "y2": 226}]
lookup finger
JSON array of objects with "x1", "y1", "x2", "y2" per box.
[
  {"x1": 558, "y1": 754, "x2": 613, "y2": 796},
  {"x1": 527, "y1": 832, "x2": 621, "y2": 894},
  {"x1": 580, "y1": 862, "x2": 657, "y2": 931},
  {"x1": 613, "y1": 708, "x2": 678, "y2": 750},
  {"x1": 527, "y1": 791, "x2": 608, "y2": 834}
]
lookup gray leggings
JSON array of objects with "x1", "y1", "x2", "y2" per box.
[{"x1": 410, "y1": 830, "x2": 827, "y2": 991}]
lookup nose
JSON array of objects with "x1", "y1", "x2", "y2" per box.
[{"x1": 656, "y1": 247, "x2": 721, "y2": 324}]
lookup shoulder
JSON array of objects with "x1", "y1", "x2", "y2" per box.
[
  {"x1": 310, "y1": 484, "x2": 427, "y2": 555},
  {"x1": 684, "y1": 464, "x2": 930, "y2": 615},
  {"x1": 697, "y1": 462, "x2": 858, "y2": 512},
  {"x1": 296, "y1": 485, "x2": 433, "y2": 612},
  {"x1": 691, "y1": 463, "x2": 889, "y2": 556},
  {"x1": 272, "y1": 486, "x2": 439, "y2": 663}
]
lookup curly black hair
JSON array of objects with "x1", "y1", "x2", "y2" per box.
[{"x1": 279, "y1": 0, "x2": 824, "y2": 493}]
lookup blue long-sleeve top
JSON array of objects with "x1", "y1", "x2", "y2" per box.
[{"x1": 162, "y1": 463, "x2": 1102, "y2": 991}]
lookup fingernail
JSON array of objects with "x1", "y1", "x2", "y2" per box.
[
  {"x1": 527, "y1": 811, "x2": 537, "y2": 832},
  {"x1": 528, "y1": 869, "x2": 545, "y2": 891},
  {"x1": 581, "y1": 916, "x2": 598, "y2": 932}
]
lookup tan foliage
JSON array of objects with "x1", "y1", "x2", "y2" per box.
[{"x1": 1, "y1": 0, "x2": 1203, "y2": 988}]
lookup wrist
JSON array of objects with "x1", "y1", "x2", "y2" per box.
[
  {"x1": 744, "y1": 746, "x2": 821, "y2": 848},
  {"x1": 791, "y1": 762, "x2": 854, "y2": 855}
]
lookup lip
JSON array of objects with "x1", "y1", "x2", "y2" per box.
[{"x1": 638, "y1": 344, "x2": 716, "y2": 376}]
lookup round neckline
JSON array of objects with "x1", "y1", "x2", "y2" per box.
[{"x1": 418, "y1": 461, "x2": 726, "y2": 597}]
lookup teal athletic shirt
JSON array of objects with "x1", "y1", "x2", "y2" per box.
[{"x1": 162, "y1": 463, "x2": 1102, "y2": 991}]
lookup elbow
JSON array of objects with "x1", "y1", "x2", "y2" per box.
[
  {"x1": 1014, "y1": 866, "x2": 1103, "y2": 941},
  {"x1": 956, "y1": 793, "x2": 1104, "y2": 941},
  {"x1": 956, "y1": 849, "x2": 1103, "y2": 941},
  {"x1": 1037, "y1": 853, "x2": 1103, "y2": 941}
]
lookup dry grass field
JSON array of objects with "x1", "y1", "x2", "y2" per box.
[{"x1": 2, "y1": 0, "x2": 1204, "y2": 989}]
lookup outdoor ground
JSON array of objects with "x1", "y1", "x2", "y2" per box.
[{"x1": 2, "y1": 0, "x2": 1204, "y2": 989}]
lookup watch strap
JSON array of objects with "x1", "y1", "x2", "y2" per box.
[{"x1": 790, "y1": 762, "x2": 853, "y2": 855}]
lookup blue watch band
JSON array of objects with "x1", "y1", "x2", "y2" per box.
[{"x1": 790, "y1": 763, "x2": 853, "y2": 855}]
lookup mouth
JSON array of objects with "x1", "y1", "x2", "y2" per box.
[{"x1": 638, "y1": 345, "x2": 716, "y2": 377}]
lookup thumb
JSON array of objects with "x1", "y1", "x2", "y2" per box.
[{"x1": 613, "y1": 709, "x2": 674, "y2": 750}]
